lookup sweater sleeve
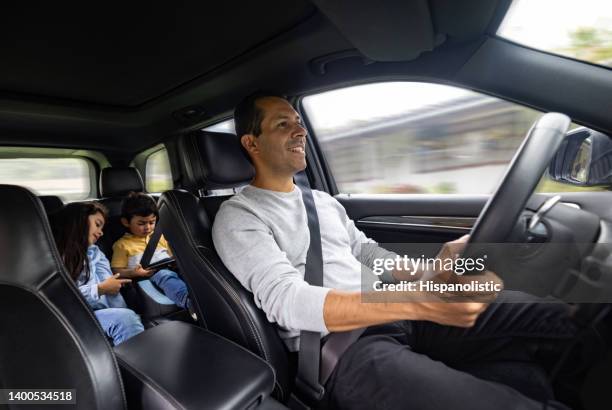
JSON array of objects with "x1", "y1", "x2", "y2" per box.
[
  {"x1": 330, "y1": 196, "x2": 399, "y2": 283},
  {"x1": 212, "y1": 202, "x2": 330, "y2": 333}
]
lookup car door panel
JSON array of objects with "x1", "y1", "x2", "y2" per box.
[
  {"x1": 336, "y1": 194, "x2": 488, "y2": 255},
  {"x1": 337, "y1": 191, "x2": 612, "y2": 257}
]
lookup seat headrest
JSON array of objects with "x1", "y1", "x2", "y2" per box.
[
  {"x1": 0, "y1": 185, "x2": 67, "y2": 288},
  {"x1": 100, "y1": 167, "x2": 144, "y2": 198},
  {"x1": 38, "y1": 195, "x2": 64, "y2": 215},
  {"x1": 178, "y1": 130, "x2": 254, "y2": 191}
]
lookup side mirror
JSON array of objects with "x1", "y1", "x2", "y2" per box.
[{"x1": 548, "y1": 128, "x2": 612, "y2": 187}]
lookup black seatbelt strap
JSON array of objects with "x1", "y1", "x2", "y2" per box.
[
  {"x1": 319, "y1": 327, "x2": 364, "y2": 384},
  {"x1": 293, "y1": 171, "x2": 366, "y2": 406},
  {"x1": 140, "y1": 222, "x2": 163, "y2": 268},
  {"x1": 293, "y1": 171, "x2": 326, "y2": 403}
]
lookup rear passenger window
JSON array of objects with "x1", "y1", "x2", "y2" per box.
[
  {"x1": 145, "y1": 148, "x2": 173, "y2": 192},
  {"x1": 0, "y1": 157, "x2": 92, "y2": 200},
  {"x1": 302, "y1": 82, "x2": 546, "y2": 195}
]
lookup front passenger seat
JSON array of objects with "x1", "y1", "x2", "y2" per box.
[
  {"x1": 158, "y1": 131, "x2": 294, "y2": 402},
  {"x1": 0, "y1": 185, "x2": 126, "y2": 410}
]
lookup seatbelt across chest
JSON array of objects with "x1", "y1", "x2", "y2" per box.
[
  {"x1": 293, "y1": 171, "x2": 326, "y2": 402},
  {"x1": 293, "y1": 171, "x2": 365, "y2": 404},
  {"x1": 140, "y1": 222, "x2": 163, "y2": 268}
]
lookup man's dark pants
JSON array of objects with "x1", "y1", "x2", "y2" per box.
[{"x1": 324, "y1": 291, "x2": 577, "y2": 410}]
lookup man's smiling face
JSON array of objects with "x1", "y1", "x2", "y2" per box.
[{"x1": 247, "y1": 96, "x2": 307, "y2": 176}]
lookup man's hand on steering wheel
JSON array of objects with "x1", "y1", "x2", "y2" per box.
[{"x1": 431, "y1": 234, "x2": 503, "y2": 302}]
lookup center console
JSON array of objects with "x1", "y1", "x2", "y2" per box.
[{"x1": 114, "y1": 321, "x2": 285, "y2": 409}]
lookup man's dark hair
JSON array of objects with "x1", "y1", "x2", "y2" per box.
[
  {"x1": 121, "y1": 192, "x2": 159, "y2": 221},
  {"x1": 234, "y1": 90, "x2": 285, "y2": 163}
]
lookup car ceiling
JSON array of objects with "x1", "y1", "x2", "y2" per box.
[{"x1": 1, "y1": 0, "x2": 610, "y2": 158}]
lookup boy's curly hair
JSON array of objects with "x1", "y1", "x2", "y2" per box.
[{"x1": 121, "y1": 192, "x2": 158, "y2": 221}]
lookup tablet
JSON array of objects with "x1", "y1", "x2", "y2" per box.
[{"x1": 143, "y1": 257, "x2": 175, "y2": 271}]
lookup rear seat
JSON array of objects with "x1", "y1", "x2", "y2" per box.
[
  {"x1": 35, "y1": 179, "x2": 186, "y2": 326},
  {"x1": 97, "y1": 167, "x2": 145, "y2": 258},
  {"x1": 38, "y1": 195, "x2": 64, "y2": 215},
  {"x1": 97, "y1": 167, "x2": 184, "y2": 324}
]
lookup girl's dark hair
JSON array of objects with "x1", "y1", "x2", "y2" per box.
[
  {"x1": 52, "y1": 201, "x2": 107, "y2": 282},
  {"x1": 121, "y1": 192, "x2": 158, "y2": 221}
]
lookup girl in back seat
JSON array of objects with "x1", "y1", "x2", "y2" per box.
[{"x1": 52, "y1": 202, "x2": 144, "y2": 345}]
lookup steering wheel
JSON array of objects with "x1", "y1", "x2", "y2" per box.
[{"x1": 464, "y1": 113, "x2": 571, "y2": 256}]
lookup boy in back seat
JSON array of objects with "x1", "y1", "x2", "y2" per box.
[{"x1": 111, "y1": 192, "x2": 192, "y2": 311}]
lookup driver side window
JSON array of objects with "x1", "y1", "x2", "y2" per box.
[{"x1": 301, "y1": 82, "x2": 591, "y2": 194}]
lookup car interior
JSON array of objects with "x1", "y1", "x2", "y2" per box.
[{"x1": 1, "y1": 0, "x2": 611, "y2": 409}]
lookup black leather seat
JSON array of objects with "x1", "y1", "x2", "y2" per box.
[
  {"x1": 0, "y1": 185, "x2": 126, "y2": 410},
  {"x1": 97, "y1": 167, "x2": 182, "y2": 322},
  {"x1": 159, "y1": 131, "x2": 558, "y2": 407},
  {"x1": 38, "y1": 195, "x2": 64, "y2": 215},
  {"x1": 97, "y1": 167, "x2": 145, "y2": 257},
  {"x1": 161, "y1": 131, "x2": 567, "y2": 407},
  {"x1": 0, "y1": 184, "x2": 281, "y2": 410},
  {"x1": 158, "y1": 131, "x2": 294, "y2": 402}
]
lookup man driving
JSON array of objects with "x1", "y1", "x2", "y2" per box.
[{"x1": 212, "y1": 91, "x2": 576, "y2": 410}]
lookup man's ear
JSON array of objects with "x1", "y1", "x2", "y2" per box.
[
  {"x1": 241, "y1": 134, "x2": 259, "y2": 156},
  {"x1": 120, "y1": 217, "x2": 130, "y2": 228}
]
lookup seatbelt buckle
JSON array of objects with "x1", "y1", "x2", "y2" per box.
[
  {"x1": 293, "y1": 375, "x2": 325, "y2": 406},
  {"x1": 287, "y1": 393, "x2": 310, "y2": 410}
]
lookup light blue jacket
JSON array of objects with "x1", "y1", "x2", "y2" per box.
[{"x1": 76, "y1": 245, "x2": 128, "y2": 310}]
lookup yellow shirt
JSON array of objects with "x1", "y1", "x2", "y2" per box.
[{"x1": 111, "y1": 233, "x2": 172, "y2": 269}]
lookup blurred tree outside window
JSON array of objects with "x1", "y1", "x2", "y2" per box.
[{"x1": 498, "y1": 0, "x2": 612, "y2": 68}]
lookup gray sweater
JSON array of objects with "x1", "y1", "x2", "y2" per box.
[{"x1": 212, "y1": 184, "x2": 396, "y2": 351}]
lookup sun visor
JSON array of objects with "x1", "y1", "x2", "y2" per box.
[{"x1": 311, "y1": 0, "x2": 439, "y2": 62}]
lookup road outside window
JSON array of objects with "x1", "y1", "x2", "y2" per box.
[
  {"x1": 303, "y1": 82, "x2": 544, "y2": 194},
  {"x1": 302, "y1": 82, "x2": 597, "y2": 195}
]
